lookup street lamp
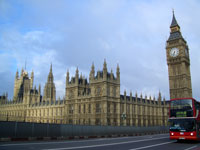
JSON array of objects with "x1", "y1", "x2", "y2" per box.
[
  {"x1": 121, "y1": 112, "x2": 126, "y2": 126},
  {"x1": 121, "y1": 112, "x2": 126, "y2": 120}
]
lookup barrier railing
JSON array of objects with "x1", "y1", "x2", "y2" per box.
[{"x1": 0, "y1": 121, "x2": 169, "y2": 139}]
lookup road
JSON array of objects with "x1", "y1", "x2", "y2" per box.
[{"x1": 0, "y1": 134, "x2": 200, "y2": 150}]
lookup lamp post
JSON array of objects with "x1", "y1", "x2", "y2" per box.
[{"x1": 121, "y1": 112, "x2": 126, "y2": 126}]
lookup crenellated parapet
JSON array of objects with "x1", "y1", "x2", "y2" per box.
[
  {"x1": 120, "y1": 91, "x2": 169, "y2": 106},
  {"x1": 89, "y1": 60, "x2": 120, "y2": 84},
  {"x1": 0, "y1": 60, "x2": 169, "y2": 126},
  {"x1": 65, "y1": 60, "x2": 120, "y2": 100},
  {"x1": 0, "y1": 93, "x2": 8, "y2": 104},
  {"x1": 29, "y1": 100, "x2": 64, "y2": 107},
  {"x1": 65, "y1": 68, "x2": 91, "y2": 100},
  {"x1": 66, "y1": 70, "x2": 89, "y2": 87}
]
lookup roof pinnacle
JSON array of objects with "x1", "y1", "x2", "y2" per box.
[
  {"x1": 50, "y1": 63, "x2": 52, "y2": 73},
  {"x1": 170, "y1": 10, "x2": 179, "y2": 28}
]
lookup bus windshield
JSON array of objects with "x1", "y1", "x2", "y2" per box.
[
  {"x1": 169, "y1": 119, "x2": 196, "y2": 132},
  {"x1": 170, "y1": 99, "x2": 193, "y2": 117}
]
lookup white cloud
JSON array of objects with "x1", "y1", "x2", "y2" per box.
[
  {"x1": 55, "y1": 78, "x2": 65, "y2": 99},
  {"x1": 1, "y1": 0, "x2": 200, "y2": 100}
]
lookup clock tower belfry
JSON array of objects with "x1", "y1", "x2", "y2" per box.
[{"x1": 166, "y1": 11, "x2": 192, "y2": 99}]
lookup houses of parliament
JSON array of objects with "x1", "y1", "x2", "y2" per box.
[{"x1": 0, "y1": 13, "x2": 193, "y2": 127}]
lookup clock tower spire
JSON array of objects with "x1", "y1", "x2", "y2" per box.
[{"x1": 166, "y1": 11, "x2": 192, "y2": 99}]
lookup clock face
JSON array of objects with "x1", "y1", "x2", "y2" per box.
[{"x1": 170, "y1": 47, "x2": 179, "y2": 57}]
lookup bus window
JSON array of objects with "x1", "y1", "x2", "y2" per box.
[
  {"x1": 195, "y1": 101, "x2": 200, "y2": 110},
  {"x1": 169, "y1": 119, "x2": 196, "y2": 132},
  {"x1": 170, "y1": 99, "x2": 193, "y2": 117}
]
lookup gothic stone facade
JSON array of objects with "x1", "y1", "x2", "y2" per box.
[
  {"x1": 166, "y1": 12, "x2": 192, "y2": 99},
  {"x1": 0, "y1": 60, "x2": 169, "y2": 126}
]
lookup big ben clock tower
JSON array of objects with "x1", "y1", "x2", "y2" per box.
[{"x1": 166, "y1": 11, "x2": 192, "y2": 99}]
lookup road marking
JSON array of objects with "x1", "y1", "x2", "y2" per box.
[
  {"x1": 184, "y1": 145, "x2": 198, "y2": 150},
  {"x1": 0, "y1": 134, "x2": 168, "y2": 147},
  {"x1": 129, "y1": 141, "x2": 173, "y2": 150},
  {"x1": 42, "y1": 136, "x2": 169, "y2": 150},
  {"x1": 0, "y1": 136, "x2": 138, "y2": 147}
]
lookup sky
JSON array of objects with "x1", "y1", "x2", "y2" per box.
[{"x1": 0, "y1": 0, "x2": 200, "y2": 100}]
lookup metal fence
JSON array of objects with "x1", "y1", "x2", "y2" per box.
[{"x1": 0, "y1": 121, "x2": 169, "y2": 138}]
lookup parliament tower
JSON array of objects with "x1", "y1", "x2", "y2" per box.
[{"x1": 166, "y1": 12, "x2": 192, "y2": 99}]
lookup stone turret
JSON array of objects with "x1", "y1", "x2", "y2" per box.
[
  {"x1": 43, "y1": 64, "x2": 56, "y2": 102},
  {"x1": 14, "y1": 68, "x2": 30, "y2": 101},
  {"x1": 66, "y1": 70, "x2": 69, "y2": 85},
  {"x1": 89, "y1": 63, "x2": 95, "y2": 81},
  {"x1": 20, "y1": 68, "x2": 24, "y2": 77},
  {"x1": 130, "y1": 91, "x2": 132, "y2": 100},
  {"x1": 75, "y1": 67, "x2": 79, "y2": 84},
  {"x1": 158, "y1": 91, "x2": 161, "y2": 105},
  {"x1": 135, "y1": 92, "x2": 138, "y2": 103},
  {"x1": 149, "y1": 95, "x2": 152, "y2": 101},
  {"x1": 48, "y1": 64, "x2": 53, "y2": 82},
  {"x1": 116, "y1": 64, "x2": 120, "y2": 83},
  {"x1": 140, "y1": 93, "x2": 143, "y2": 103},
  {"x1": 145, "y1": 94, "x2": 147, "y2": 104},
  {"x1": 31, "y1": 70, "x2": 34, "y2": 89},
  {"x1": 15, "y1": 69, "x2": 19, "y2": 79},
  {"x1": 103, "y1": 59, "x2": 107, "y2": 79},
  {"x1": 153, "y1": 96, "x2": 156, "y2": 105},
  {"x1": 38, "y1": 84, "x2": 41, "y2": 103}
]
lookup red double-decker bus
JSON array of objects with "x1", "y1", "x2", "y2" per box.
[{"x1": 169, "y1": 98, "x2": 200, "y2": 140}]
